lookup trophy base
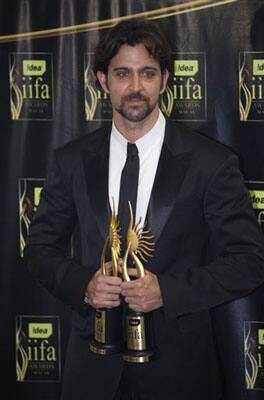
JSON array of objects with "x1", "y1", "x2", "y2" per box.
[
  {"x1": 123, "y1": 309, "x2": 156, "y2": 363},
  {"x1": 123, "y1": 349, "x2": 155, "y2": 363},
  {"x1": 90, "y1": 339, "x2": 124, "y2": 356},
  {"x1": 89, "y1": 306, "x2": 124, "y2": 356}
]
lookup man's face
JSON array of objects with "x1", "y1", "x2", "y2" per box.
[{"x1": 97, "y1": 44, "x2": 169, "y2": 123}]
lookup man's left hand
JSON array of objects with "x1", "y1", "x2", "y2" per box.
[{"x1": 120, "y1": 269, "x2": 163, "y2": 312}]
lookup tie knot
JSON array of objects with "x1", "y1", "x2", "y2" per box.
[{"x1": 127, "y1": 143, "x2": 138, "y2": 159}]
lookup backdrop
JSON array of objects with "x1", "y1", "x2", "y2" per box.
[{"x1": 1, "y1": 1, "x2": 264, "y2": 399}]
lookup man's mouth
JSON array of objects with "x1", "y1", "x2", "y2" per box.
[
  {"x1": 123, "y1": 93, "x2": 147, "y2": 103},
  {"x1": 127, "y1": 98, "x2": 144, "y2": 104}
]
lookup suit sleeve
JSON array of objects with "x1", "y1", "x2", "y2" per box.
[
  {"x1": 24, "y1": 150, "x2": 93, "y2": 313},
  {"x1": 158, "y1": 154, "x2": 264, "y2": 319}
]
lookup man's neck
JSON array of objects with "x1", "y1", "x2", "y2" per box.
[{"x1": 113, "y1": 107, "x2": 160, "y2": 143}]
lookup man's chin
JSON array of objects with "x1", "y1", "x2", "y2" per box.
[{"x1": 116, "y1": 106, "x2": 153, "y2": 122}]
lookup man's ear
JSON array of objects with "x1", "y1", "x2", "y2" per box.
[
  {"x1": 96, "y1": 71, "x2": 110, "y2": 94},
  {"x1": 160, "y1": 69, "x2": 170, "y2": 94}
]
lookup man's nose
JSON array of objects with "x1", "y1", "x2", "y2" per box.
[{"x1": 130, "y1": 73, "x2": 142, "y2": 91}]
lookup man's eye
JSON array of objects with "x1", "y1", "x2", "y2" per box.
[
  {"x1": 116, "y1": 71, "x2": 129, "y2": 78},
  {"x1": 143, "y1": 71, "x2": 155, "y2": 79},
  {"x1": 142, "y1": 70, "x2": 156, "y2": 79}
]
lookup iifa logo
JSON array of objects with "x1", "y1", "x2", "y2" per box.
[
  {"x1": 9, "y1": 53, "x2": 54, "y2": 120},
  {"x1": 26, "y1": 323, "x2": 56, "y2": 362},
  {"x1": 26, "y1": 338, "x2": 56, "y2": 363},
  {"x1": 16, "y1": 315, "x2": 61, "y2": 382},
  {"x1": 21, "y1": 60, "x2": 50, "y2": 100},
  {"x1": 161, "y1": 52, "x2": 206, "y2": 121},
  {"x1": 173, "y1": 60, "x2": 202, "y2": 100},
  {"x1": 239, "y1": 52, "x2": 264, "y2": 121}
]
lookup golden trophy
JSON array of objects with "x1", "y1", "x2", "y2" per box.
[
  {"x1": 122, "y1": 202, "x2": 156, "y2": 363},
  {"x1": 89, "y1": 202, "x2": 124, "y2": 355}
]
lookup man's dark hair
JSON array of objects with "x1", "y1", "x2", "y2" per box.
[{"x1": 93, "y1": 18, "x2": 171, "y2": 76}]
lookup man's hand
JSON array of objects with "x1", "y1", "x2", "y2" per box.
[
  {"x1": 85, "y1": 262, "x2": 122, "y2": 309},
  {"x1": 120, "y1": 268, "x2": 163, "y2": 312}
]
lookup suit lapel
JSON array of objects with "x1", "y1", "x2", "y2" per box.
[
  {"x1": 147, "y1": 122, "x2": 191, "y2": 244},
  {"x1": 82, "y1": 126, "x2": 111, "y2": 241},
  {"x1": 82, "y1": 122, "x2": 191, "y2": 246}
]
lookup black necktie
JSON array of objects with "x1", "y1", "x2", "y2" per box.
[{"x1": 118, "y1": 143, "x2": 139, "y2": 252}]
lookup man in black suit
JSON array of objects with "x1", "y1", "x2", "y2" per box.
[{"x1": 25, "y1": 19, "x2": 264, "y2": 400}]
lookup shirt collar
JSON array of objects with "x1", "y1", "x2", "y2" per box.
[{"x1": 111, "y1": 110, "x2": 165, "y2": 158}]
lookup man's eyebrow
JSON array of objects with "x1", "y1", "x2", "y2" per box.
[
  {"x1": 141, "y1": 66, "x2": 159, "y2": 71},
  {"x1": 112, "y1": 66, "x2": 159, "y2": 71},
  {"x1": 112, "y1": 67, "x2": 130, "y2": 71}
]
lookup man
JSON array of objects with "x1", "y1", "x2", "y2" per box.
[{"x1": 25, "y1": 19, "x2": 264, "y2": 400}]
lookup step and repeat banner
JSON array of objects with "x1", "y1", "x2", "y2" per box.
[{"x1": 1, "y1": 1, "x2": 264, "y2": 399}]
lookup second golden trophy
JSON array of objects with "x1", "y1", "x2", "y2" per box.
[{"x1": 122, "y1": 202, "x2": 156, "y2": 363}]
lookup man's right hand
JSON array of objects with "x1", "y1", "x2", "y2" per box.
[{"x1": 85, "y1": 262, "x2": 122, "y2": 309}]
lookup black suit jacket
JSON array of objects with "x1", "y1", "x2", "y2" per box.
[{"x1": 25, "y1": 120, "x2": 264, "y2": 400}]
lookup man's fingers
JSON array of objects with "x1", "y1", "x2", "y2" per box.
[
  {"x1": 95, "y1": 292, "x2": 120, "y2": 301},
  {"x1": 95, "y1": 283, "x2": 122, "y2": 294},
  {"x1": 127, "y1": 303, "x2": 141, "y2": 312},
  {"x1": 93, "y1": 299, "x2": 121, "y2": 308},
  {"x1": 86, "y1": 268, "x2": 123, "y2": 310},
  {"x1": 95, "y1": 277, "x2": 122, "y2": 294},
  {"x1": 121, "y1": 278, "x2": 141, "y2": 289},
  {"x1": 124, "y1": 299, "x2": 143, "y2": 312},
  {"x1": 121, "y1": 286, "x2": 142, "y2": 298},
  {"x1": 96, "y1": 275, "x2": 122, "y2": 285}
]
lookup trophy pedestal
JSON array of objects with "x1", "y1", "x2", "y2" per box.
[
  {"x1": 89, "y1": 306, "x2": 124, "y2": 356},
  {"x1": 123, "y1": 349, "x2": 155, "y2": 363},
  {"x1": 123, "y1": 309, "x2": 155, "y2": 363}
]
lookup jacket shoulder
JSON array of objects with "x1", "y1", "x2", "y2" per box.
[
  {"x1": 166, "y1": 120, "x2": 238, "y2": 165},
  {"x1": 46, "y1": 124, "x2": 111, "y2": 177},
  {"x1": 54, "y1": 124, "x2": 111, "y2": 160}
]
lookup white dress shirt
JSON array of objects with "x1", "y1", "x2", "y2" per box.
[{"x1": 108, "y1": 111, "x2": 166, "y2": 227}]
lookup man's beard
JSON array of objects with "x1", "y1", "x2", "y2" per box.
[{"x1": 115, "y1": 92, "x2": 157, "y2": 122}]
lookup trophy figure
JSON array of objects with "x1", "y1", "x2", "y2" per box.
[
  {"x1": 122, "y1": 202, "x2": 156, "y2": 363},
  {"x1": 89, "y1": 202, "x2": 124, "y2": 355}
]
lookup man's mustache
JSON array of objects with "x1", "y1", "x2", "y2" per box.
[{"x1": 122, "y1": 92, "x2": 148, "y2": 102}]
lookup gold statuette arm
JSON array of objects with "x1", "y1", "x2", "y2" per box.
[
  {"x1": 111, "y1": 246, "x2": 119, "y2": 277},
  {"x1": 109, "y1": 198, "x2": 121, "y2": 276},
  {"x1": 122, "y1": 242, "x2": 131, "y2": 282},
  {"x1": 131, "y1": 251, "x2": 145, "y2": 278},
  {"x1": 122, "y1": 243, "x2": 146, "y2": 282},
  {"x1": 122, "y1": 202, "x2": 154, "y2": 281},
  {"x1": 100, "y1": 236, "x2": 109, "y2": 275}
]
